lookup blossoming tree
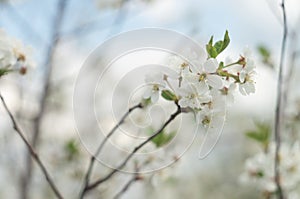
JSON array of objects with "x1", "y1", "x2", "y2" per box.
[{"x1": 0, "y1": 0, "x2": 298, "y2": 199}]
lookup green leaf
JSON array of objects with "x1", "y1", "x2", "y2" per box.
[
  {"x1": 151, "y1": 130, "x2": 176, "y2": 148},
  {"x1": 208, "y1": 35, "x2": 213, "y2": 46},
  {"x1": 214, "y1": 30, "x2": 230, "y2": 54},
  {"x1": 257, "y1": 45, "x2": 274, "y2": 68},
  {"x1": 222, "y1": 30, "x2": 230, "y2": 52},
  {"x1": 206, "y1": 45, "x2": 218, "y2": 58},
  {"x1": 64, "y1": 139, "x2": 79, "y2": 160},
  {"x1": 245, "y1": 122, "x2": 271, "y2": 149},
  {"x1": 206, "y1": 36, "x2": 218, "y2": 58},
  {"x1": 161, "y1": 89, "x2": 177, "y2": 101},
  {"x1": 0, "y1": 68, "x2": 12, "y2": 77},
  {"x1": 206, "y1": 30, "x2": 230, "y2": 58},
  {"x1": 214, "y1": 40, "x2": 224, "y2": 54},
  {"x1": 258, "y1": 45, "x2": 270, "y2": 59}
]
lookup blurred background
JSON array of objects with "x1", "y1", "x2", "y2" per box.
[{"x1": 1, "y1": 0, "x2": 300, "y2": 198}]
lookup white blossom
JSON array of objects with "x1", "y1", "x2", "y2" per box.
[
  {"x1": 184, "y1": 58, "x2": 223, "y2": 90},
  {"x1": 196, "y1": 91, "x2": 226, "y2": 129},
  {"x1": 240, "y1": 142, "x2": 300, "y2": 195},
  {"x1": 177, "y1": 84, "x2": 210, "y2": 109},
  {"x1": 238, "y1": 49, "x2": 256, "y2": 95},
  {"x1": 167, "y1": 55, "x2": 189, "y2": 78},
  {"x1": 0, "y1": 29, "x2": 34, "y2": 76},
  {"x1": 143, "y1": 73, "x2": 166, "y2": 103},
  {"x1": 143, "y1": 44, "x2": 256, "y2": 130},
  {"x1": 219, "y1": 83, "x2": 237, "y2": 105}
]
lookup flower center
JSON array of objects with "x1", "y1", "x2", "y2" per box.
[
  {"x1": 181, "y1": 62, "x2": 188, "y2": 69},
  {"x1": 201, "y1": 115, "x2": 210, "y2": 126},
  {"x1": 153, "y1": 84, "x2": 159, "y2": 91},
  {"x1": 198, "y1": 73, "x2": 207, "y2": 82}
]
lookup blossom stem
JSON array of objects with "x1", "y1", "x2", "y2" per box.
[
  {"x1": 215, "y1": 70, "x2": 240, "y2": 82},
  {"x1": 222, "y1": 61, "x2": 240, "y2": 68},
  {"x1": 274, "y1": 0, "x2": 288, "y2": 198}
]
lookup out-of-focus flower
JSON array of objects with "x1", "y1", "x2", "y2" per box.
[
  {"x1": 240, "y1": 142, "x2": 300, "y2": 195},
  {"x1": 0, "y1": 29, "x2": 34, "y2": 77}
]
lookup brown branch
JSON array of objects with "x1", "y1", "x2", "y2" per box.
[
  {"x1": 21, "y1": 0, "x2": 69, "y2": 198},
  {"x1": 81, "y1": 104, "x2": 181, "y2": 197},
  {"x1": 79, "y1": 103, "x2": 143, "y2": 199},
  {"x1": 113, "y1": 175, "x2": 141, "y2": 199},
  {"x1": 113, "y1": 158, "x2": 151, "y2": 199},
  {"x1": 274, "y1": 0, "x2": 288, "y2": 199},
  {"x1": 282, "y1": 32, "x2": 297, "y2": 124},
  {"x1": 0, "y1": 94, "x2": 64, "y2": 199}
]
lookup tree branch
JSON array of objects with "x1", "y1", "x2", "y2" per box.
[
  {"x1": 274, "y1": 0, "x2": 288, "y2": 198},
  {"x1": 113, "y1": 161, "x2": 144, "y2": 199},
  {"x1": 113, "y1": 174, "x2": 141, "y2": 199},
  {"x1": 21, "y1": 0, "x2": 69, "y2": 198},
  {"x1": 81, "y1": 104, "x2": 181, "y2": 197},
  {"x1": 79, "y1": 103, "x2": 143, "y2": 198},
  {"x1": 0, "y1": 94, "x2": 64, "y2": 199}
]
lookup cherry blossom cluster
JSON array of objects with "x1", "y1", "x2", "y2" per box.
[
  {"x1": 143, "y1": 31, "x2": 256, "y2": 129},
  {"x1": 240, "y1": 142, "x2": 300, "y2": 198},
  {"x1": 0, "y1": 29, "x2": 34, "y2": 77}
]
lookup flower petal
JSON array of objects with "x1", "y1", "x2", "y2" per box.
[
  {"x1": 207, "y1": 75, "x2": 223, "y2": 89},
  {"x1": 203, "y1": 58, "x2": 218, "y2": 73}
]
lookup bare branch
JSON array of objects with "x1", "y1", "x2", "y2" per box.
[
  {"x1": 282, "y1": 32, "x2": 298, "y2": 122},
  {"x1": 81, "y1": 104, "x2": 181, "y2": 197},
  {"x1": 113, "y1": 175, "x2": 141, "y2": 199},
  {"x1": 21, "y1": 0, "x2": 69, "y2": 198},
  {"x1": 274, "y1": 0, "x2": 288, "y2": 198},
  {"x1": 79, "y1": 103, "x2": 143, "y2": 198},
  {"x1": 113, "y1": 159, "x2": 149, "y2": 199},
  {"x1": 0, "y1": 94, "x2": 64, "y2": 199}
]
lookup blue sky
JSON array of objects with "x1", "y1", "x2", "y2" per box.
[
  {"x1": 1, "y1": 0, "x2": 292, "y2": 57},
  {"x1": 1, "y1": 0, "x2": 299, "y2": 116}
]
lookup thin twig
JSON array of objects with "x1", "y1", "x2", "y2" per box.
[
  {"x1": 113, "y1": 178, "x2": 138, "y2": 199},
  {"x1": 113, "y1": 175, "x2": 141, "y2": 199},
  {"x1": 79, "y1": 103, "x2": 143, "y2": 199},
  {"x1": 21, "y1": 0, "x2": 69, "y2": 198},
  {"x1": 81, "y1": 104, "x2": 181, "y2": 197},
  {"x1": 274, "y1": 0, "x2": 288, "y2": 199},
  {"x1": 113, "y1": 161, "x2": 144, "y2": 199},
  {"x1": 282, "y1": 32, "x2": 297, "y2": 122},
  {"x1": 0, "y1": 94, "x2": 64, "y2": 199}
]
